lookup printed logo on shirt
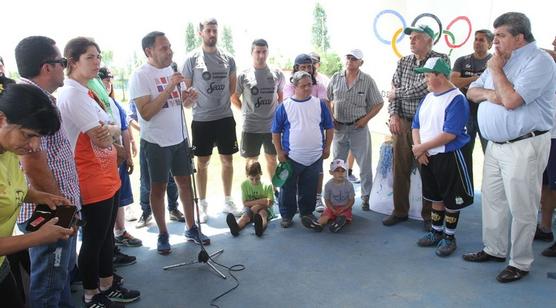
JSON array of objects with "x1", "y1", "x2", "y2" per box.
[
  {"x1": 251, "y1": 86, "x2": 260, "y2": 96},
  {"x1": 154, "y1": 76, "x2": 181, "y2": 108},
  {"x1": 202, "y1": 71, "x2": 212, "y2": 81}
]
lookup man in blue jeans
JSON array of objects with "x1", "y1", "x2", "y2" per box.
[
  {"x1": 15, "y1": 36, "x2": 81, "y2": 307},
  {"x1": 128, "y1": 100, "x2": 185, "y2": 228},
  {"x1": 272, "y1": 71, "x2": 334, "y2": 230}
]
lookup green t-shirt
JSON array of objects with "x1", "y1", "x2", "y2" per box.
[
  {"x1": 241, "y1": 180, "x2": 276, "y2": 219},
  {"x1": 0, "y1": 152, "x2": 28, "y2": 267}
]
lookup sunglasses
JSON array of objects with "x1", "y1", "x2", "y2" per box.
[{"x1": 43, "y1": 58, "x2": 68, "y2": 68}]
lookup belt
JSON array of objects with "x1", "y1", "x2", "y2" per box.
[
  {"x1": 493, "y1": 130, "x2": 548, "y2": 144},
  {"x1": 336, "y1": 116, "x2": 364, "y2": 126}
]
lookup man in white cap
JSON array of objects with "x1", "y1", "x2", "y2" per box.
[
  {"x1": 327, "y1": 49, "x2": 383, "y2": 210},
  {"x1": 385, "y1": 25, "x2": 450, "y2": 229}
]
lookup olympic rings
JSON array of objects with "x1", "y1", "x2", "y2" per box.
[{"x1": 373, "y1": 9, "x2": 473, "y2": 58}]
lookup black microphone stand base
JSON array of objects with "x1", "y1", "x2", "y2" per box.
[{"x1": 163, "y1": 249, "x2": 226, "y2": 279}]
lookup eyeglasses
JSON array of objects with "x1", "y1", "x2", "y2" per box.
[
  {"x1": 43, "y1": 58, "x2": 68, "y2": 68},
  {"x1": 346, "y1": 56, "x2": 359, "y2": 61}
]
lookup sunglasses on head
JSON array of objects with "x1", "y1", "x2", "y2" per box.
[{"x1": 43, "y1": 58, "x2": 68, "y2": 68}]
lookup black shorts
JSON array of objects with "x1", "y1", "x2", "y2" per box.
[
  {"x1": 240, "y1": 132, "x2": 276, "y2": 157},
  {"x1": 191, "y1": 117, "x2": 239, "y2": 156},
  {"x1": 420, "y1": 149, "x2": 474, "y2": 210},
  {"x1": 543, "y1": 139, "x2": 556, "y2": 190},
  {"x1": 142, "y1": 139, "x2": 193, "y2": 183}
]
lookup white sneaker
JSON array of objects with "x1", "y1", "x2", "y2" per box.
[
  {"x1": 315, "y1": 197, "x2": 325, "y2": 213},
  {"x1": 198, "y1": 200, "x2": 208, "y2": 224},
  {"x1": 348, "y1": 173, "x2": 360, "y2": 183},
  {"x1": 223, "y1": 199, "x2": 242, "y2": 217}
]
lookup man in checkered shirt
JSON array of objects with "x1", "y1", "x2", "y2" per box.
[{"x1": 384, "y1": 25, "x2": 450, "y2": 229}]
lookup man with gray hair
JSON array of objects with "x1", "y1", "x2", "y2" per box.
[
  {"x1": 272, "y1": 71, "x2": 334, "y2": 230},
  {"x1": 327, "y1": 49, "x2": 383, "y2": 210},
  {"x1": 385, "y1": 25, "x2": 450, "y2": 229},
  {"x1": 463, "y1": 12, "x2": 556, "y2": 283},
  {"x1": 183, "y1": 18, "x2": 240, "y2": 222}
]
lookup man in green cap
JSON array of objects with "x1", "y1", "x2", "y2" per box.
[{"x1": 385, "y1": 24, "x2": 450, "y2": 230}]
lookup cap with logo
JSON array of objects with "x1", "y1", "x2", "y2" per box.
[
  {"x1": 329, "y1": 159, "x2": 348, "y2": 172},
  {"x1": 272, "y1": 161, "x2": 293, "y2": 187},
  {"x1": 404, "y1": 24, "x2": 435, "y2": 40},
  {"x1": 414, "y1": 57, "x2": 451, "y2": 78}
]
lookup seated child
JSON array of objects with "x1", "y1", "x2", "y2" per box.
[
  {"x1": 226, "y1": 162, "x2": 276, "y2": 237},
  {"x1": 316, "y1": 159, "x2": 355, "y2": 232}
]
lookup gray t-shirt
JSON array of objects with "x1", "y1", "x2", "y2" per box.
[
  {"x1": 236, "y1": 66, "x2": 285, "y2": 133},
  {"x1": 183, "y1": 48, "x2": 236, "y2": 122},
  {"x1": 324, "y1": 178, "x2": 355, "y2": 207}
]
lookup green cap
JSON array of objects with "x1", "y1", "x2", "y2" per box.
[
  {"x1": 414, "y1": 57, "x2": 451, "y2": 77},
  {"x1": 404, "y1": 24, "x2": 435, "y2": 40},
  {"x1": 272, "y1": 161, "x2": 293, "y2": 187}
]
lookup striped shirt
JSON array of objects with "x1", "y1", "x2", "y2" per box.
[
  {"x1": 388, "y1": 50, "x2": 450, "y2": 120},
  {"x1": 17, "y1": 78, "x2": 81, "y2": 223},
  {"x1": 327, "y1": 70, "x2": 383, "y2": 123}
]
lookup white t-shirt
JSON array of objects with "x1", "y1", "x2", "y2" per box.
[
  {"x1": 58, "y1": 79, "x2": 112, "y2": 152},
  {"x1": 129, "y1": 63, "x2": 188, "y2": 147}
]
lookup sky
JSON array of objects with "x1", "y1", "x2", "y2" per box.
[{"x1": 3, "y1": 0, "x2": 555, "y2": 130}]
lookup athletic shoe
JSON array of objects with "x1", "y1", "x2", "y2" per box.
[
  {"x1": 112, "y1": 273, "x2": 124, "y2": 287},
  {"x1": 115, "y1": 231, "x2": 142, "y2": 247},
  {"x1": 157, "y1": 232, "x2": 171, "y2": 255},
  {"x1": 329, "y1": 216, "x2": 347, "y2": 233},
  {"x1": 534, "y1": 225, "x2": 554, "y2": 242},
  {"x1": 436, "y1": 237, "x2": 457, "y2": 257},
  {"x1": 102, "y1": 284, "x2": 140, "y2": 303},
  {"x1": 280, "y1": 217, "x2": 293, "y2": 228},
  {"x1": 135, "y1": 213, "x2": 152, "y2": 228},
  {"x1": 199, "y1": 200, "x2": 208, "y2": 224},
  {"x1": 169, "y1": 209, "x2": 186, "y2": 222},
  {"x1": 301, "y1": 215, "x2": 323, "y2": 232},
  {"x1": 113, "y1": 247, "x2": 136, "y2": 267},
  {"x1": 542, "y1": 242, "x2": 556, "y2": 257},
  {"x1": 226, "y1": 213, "x2": 240, "y2": 236},
  {"x1": 348, "y1": 174, "x2": 360, "y2": 183},
  {"x1": 253, "y1": 213, "x2": 264, "y2": 237},
  {"x1": 223, "y1": 199, "x2": 242, "y2": 217},
  {"x1": 83, "y1": 293, "x2": 124, "y2": 308},
  {"x1": 185, "y1": 225, "x2": 211, "y2": 245},
  {"x1": 315, "y1": 197, "x2": 325, "y2": 213},
  {"x1": 361, "y1": 195, "x2": 370, "y2": 211},
  {"x1": 417, "y1": 231, "x2": 443, "y2": 247}
]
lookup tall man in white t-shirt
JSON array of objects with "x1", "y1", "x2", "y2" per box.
[
  {"x1": 129, "y1": 31, "x2": 209, "y2": 255},
  {"x1": 183, "y1": 18, "x2": 240, "y2": 222}
]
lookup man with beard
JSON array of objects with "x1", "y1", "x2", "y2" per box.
[{"x1": 183, "y1": 18, "x2": 240, "y2": 222}]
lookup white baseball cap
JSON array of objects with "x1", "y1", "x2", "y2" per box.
[{"x1": 330, "y1": 159, "x2": 347, "y2": 172}]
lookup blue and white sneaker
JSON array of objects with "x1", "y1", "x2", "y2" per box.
[
  {"x1": 185, "y1": 225, "x2": 211, "y2": 245},
  {"x1": 157, "y1": 232, "x2": 171, "y2": 255}
]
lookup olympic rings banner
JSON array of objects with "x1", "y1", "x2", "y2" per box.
[{"x1": 373, "y1": 9, "x2": 473, "y2": 58}]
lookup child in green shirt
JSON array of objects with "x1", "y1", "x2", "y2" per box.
[{"x1": 226, "y1": 162, "x2": 275, "y2": 236}]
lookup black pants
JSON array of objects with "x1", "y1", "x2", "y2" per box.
[
  {"x1": 0, "y1": 269, "x2": 25, "y2": 308},
  {"x1": 78, "y1": 191, "x2": 119, "y2": 290}
]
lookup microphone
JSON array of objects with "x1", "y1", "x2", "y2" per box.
[{"x1": 171, "y1": 62, "x2": 181, "y2": 92}]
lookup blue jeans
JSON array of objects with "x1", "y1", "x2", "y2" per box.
[
  {"x1": 139, "y1": 144, "x2": 179, "y2": 215},
  {"x1": 279, "y1": 158, "x2": 322, "y2": 219},
  {"x1": 17, "y1": 222, "x2": 76, "y2": 308}
]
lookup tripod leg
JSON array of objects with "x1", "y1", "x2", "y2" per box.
[
  {"x1": 206, "y1": 261, "x2": 227, "y2": 279},
  {"x1": 208, "y1": 249, "x2": 224, "y2": 259},
  {"x1": 163, "y1": 260, "x2": 198, "y2": 270}
]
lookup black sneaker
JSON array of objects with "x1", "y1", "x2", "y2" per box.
[
  {"x1": 226, "y1": 213, "x2": 240, "y2": 236},
  {"x1": 169, "y1": 209, "x2": 186, "y2": 222},
  {"x1": 113, "y1": 247, "x2": 136, "y2": 267},
  {"x1": 83, "y1": 293, "x2": 124, "y2": 308},
  {"x1": 113, "y1": 273, "x2": 124, "y2": 287},
  {"x1": 253, "y1": 213, "x2": 265, "y2": 237},
  {"x1": 301, "y1": 215, "x2": 323, "y2": 232},
  {"x1": 102, "y1": 284, "x2": 141, "y2": 303},
  {"x1": 534, "y1": 225, "x2": 554, "y2": 242},
  {"x1": 329, "y1": 216, "x2": 347, "y2": 233},
  {"x1": 542, "y1": 242, "x2": 556, "y2": 257}
]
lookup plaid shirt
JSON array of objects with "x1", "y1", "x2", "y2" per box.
[
  {"x1": 388, "y1": 50, "x2": 450, "y2": 120},
  {"x1": 17, "y1": 78, "x2": 81, "y2": 223}
]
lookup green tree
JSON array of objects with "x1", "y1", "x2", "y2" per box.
[
  {"x1": 312, "y1": 2, "x2": 330, "y2": 52},
  {"x1": 185, "y1": 22, "x2": 201, "y2": 52},
  {"x1": 101, "y1": 50, "x2": 114, "y2": 67},
  {"x1": 319, "y1": 52, "x2": 342, "y2": 77},
  {"x1": 222, "y1": 26, "x2": 235, "y2": 55}
]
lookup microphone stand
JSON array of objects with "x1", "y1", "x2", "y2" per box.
[{"x1": 163, "y1": 69, "x2": 226, "y2": 279}]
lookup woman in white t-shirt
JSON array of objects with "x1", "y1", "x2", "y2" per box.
[{"x1": 58, "y1": 37, "x2": 140, "y2": 307}]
